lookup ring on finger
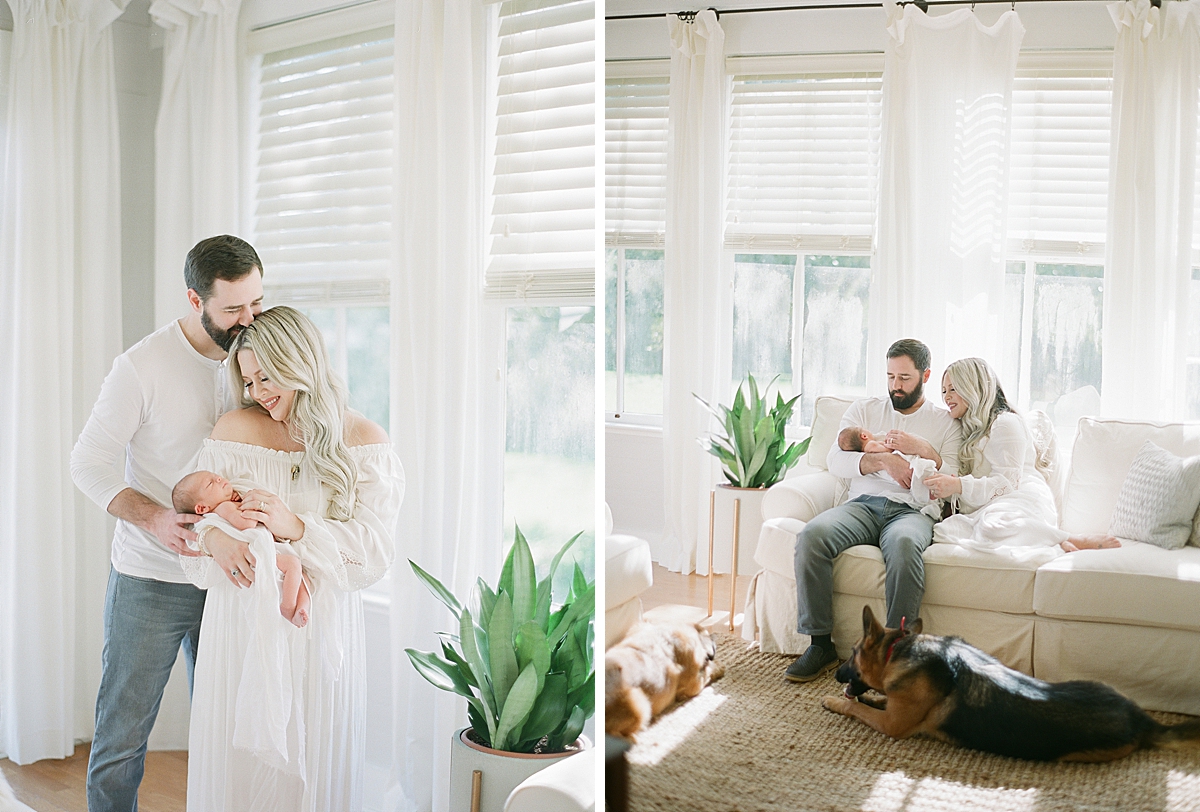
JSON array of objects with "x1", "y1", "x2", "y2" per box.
[{"x1": 231, "y1": 568, "x2": 240, "y2": 577}]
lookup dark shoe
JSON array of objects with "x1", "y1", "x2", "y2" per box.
[{"x1": 785, "y1": 644, "x2": 839, "y2": 683}]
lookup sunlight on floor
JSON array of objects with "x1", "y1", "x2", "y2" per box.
[
  {"x1": 861, "y1": 771, "x2": 1038, "y2": 812},
  {"x1": 625, "y1": 688, "x2": 729, "y2": 768},
  {"x1": 1167, "y1": 769, "x2": 1200, "y2": 812}
]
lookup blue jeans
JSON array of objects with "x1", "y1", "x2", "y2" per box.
[
  {"x1": 794, "y1": 495, "x2": 935, "y2": 639},
  {"x1": 87, "y1": 569, "x2": 205, "y2": 812}
]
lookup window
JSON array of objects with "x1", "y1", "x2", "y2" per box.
[
  {"x1": 251, "y1": 23, "x2": 394, "y2": 431},
  {"x1": 490, "y1": 0, "x2": 596, "y2": 588},
  {"x1": 505, "y1": 307, "x2": 595, "y2": 595},
  {"x1": 725, "y1": 58, "x2": 881, "y2": 426},
  {"x1": 606, "y1": 68, "x2": 668, "y2": 420},
  {"x1": 1005, "y1": 55, "x2": 1111, "y2": 418}
]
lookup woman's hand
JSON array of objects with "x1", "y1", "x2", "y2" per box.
[
  {"x1": 923, "y1": 471, "x2": 962, "y2": 500},
  {"x1": 241, "y1": 488, "x2": 306, "y2": 542},
  {"x1": 205, "y1": 527, "x2": 257, "y2": 588}
]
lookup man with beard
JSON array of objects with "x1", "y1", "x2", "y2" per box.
[
  {"x1": 70, "y1": 235, "x2": 263, "y2": 811},
  {"x1": 784, "y1": 338, "x2": 961, "y2": 682}
]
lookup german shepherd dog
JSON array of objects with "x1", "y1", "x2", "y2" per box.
[{"x1": 822, "y1": 606, "x2": 1200, "y2": 762}]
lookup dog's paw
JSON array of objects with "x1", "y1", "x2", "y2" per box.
[{"x1": 822, "y1": 695, "x2": 853, "y2": 715}]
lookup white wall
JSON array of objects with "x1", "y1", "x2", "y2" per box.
[{"x1": 603, "y1": 1, "x2": 1119, "y2": 562}]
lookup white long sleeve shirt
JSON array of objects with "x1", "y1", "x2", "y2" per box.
[
  {"x1": 71, "y1": 320, "x2": 238, "y2": 582},
  {"x1": 827, "y1": 396, "x2": 962, "y2": 518}
]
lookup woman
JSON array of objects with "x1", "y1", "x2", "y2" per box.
[
  {"x1": 923, "y1": 357, "x2": 1117, "y2": 554},
  {"x1": 181, "y1": 306, "x2": 404, "y2": 811}
]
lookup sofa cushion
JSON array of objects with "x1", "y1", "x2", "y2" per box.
[
  {"x1": 1108, "y1": 442, "x2": 1200, "y2": 550},
  {"x1": 1033, "y1": 542, "x2": 1200, "y2": 632},
  {"x1": 754, "y1": 517, "x2": 1047, "y2": 615},
  {"x1": 806, "y1": 396, "x2": 855, "y2": 470},
  {"x1": 605, "y1": 533, "x2": 653, "y2": 610},
  {"x1": 1061, "y1": 416, "x2": 1200, "y2": 545}
]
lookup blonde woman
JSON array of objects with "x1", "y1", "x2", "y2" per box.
[
  {"x1": 924, "y1": 357, "x2": 1117, "y2": 554},
  {"x1": 182, "y1": 306, "x2": 404, "y2": 811}
]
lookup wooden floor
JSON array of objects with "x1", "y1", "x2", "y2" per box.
[
  {"x1": 641, "y1": 563, "x2": 755, "y2": 633},
  {"x1": 0, "y1": 744, "x2": 186, "y2": 812}
]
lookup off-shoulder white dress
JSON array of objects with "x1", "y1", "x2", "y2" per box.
[
  {"x1": 932, "y1": 412, "x2": 1067, "y2": 556},
  {"x1": 182, "y1": 439, "x2": 404, "y2": 812}
]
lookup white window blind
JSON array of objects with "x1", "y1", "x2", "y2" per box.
[
  {"x1": 605, "y1": 69, "x2": 668, "y2": 243},
  {"x1": 726, "y1": 65, "x2": 882, "y2": 252},
  {"x1": 487, "y1": 0, "x2": 595, "y2": 301},
  {"x1": 253, "y1": 27, "x2": 395, "y2": 288},
  {"x1": 1007, "y1": 58, "x2": 1112, "y2": 255}
]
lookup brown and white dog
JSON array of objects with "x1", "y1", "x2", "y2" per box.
[{"x1": 605, "y1": 620, "x2": 724, "y2": 741}]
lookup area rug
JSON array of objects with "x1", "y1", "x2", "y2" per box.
[{"x1": 626, "y1": 634, "x2": 1200, "y2": 812}]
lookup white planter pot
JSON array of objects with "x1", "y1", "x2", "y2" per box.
[
  {"x1": 448, "y1": 728, "x2": 591, "y2": 812},
  {"x1": 705, "y1": 484, "x2": 767, "y2": 576}
]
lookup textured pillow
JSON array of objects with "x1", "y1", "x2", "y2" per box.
[{"x1": 1108, "y1": 441, "x2": 1200, "y2": 550}]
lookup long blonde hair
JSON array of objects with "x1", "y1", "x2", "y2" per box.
[
  {"x1": 229, "y1": 306, "x2": 358, "y2": 520},
  {"x1": 944, "y1": 357, "x2": 1013, "y2": 477}
]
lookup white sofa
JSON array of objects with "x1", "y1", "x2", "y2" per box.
[
  {"x1": 604, "y1": 504, "x2": 654, "y2": 648},
  {"x1": 742, "y1": 396, "x2": 1200, "y2": 715}
]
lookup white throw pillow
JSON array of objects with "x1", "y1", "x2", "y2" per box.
[
  {"x1": 806, "y1": 396, "x2": 854, "y2": 470},
  {"x1": 1108, "y1": 441, "x2": 1200, "y2": 550}
]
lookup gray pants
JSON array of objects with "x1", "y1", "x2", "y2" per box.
[{"x1": 794, "y1": 495, "x2": 935, "y2": 637}]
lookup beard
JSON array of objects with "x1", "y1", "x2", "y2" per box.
[
  {"x1": 889, "y1": 379, "x2": 924, "y2": 411},
  {"x1": 201, "y1": 308, "x2": 246, "y2": 352}
]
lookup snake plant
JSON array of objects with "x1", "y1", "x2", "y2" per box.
[
  {"x1": 695, "y1": 374, "x2": 810, "y2": 488},
  {"x1": 405, "y1": 526, "x2": 594, "y2": 753}
]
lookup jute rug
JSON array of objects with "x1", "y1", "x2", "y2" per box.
[{"x1": 626, "y1": 634, "x2": 1200, "y2": 812}]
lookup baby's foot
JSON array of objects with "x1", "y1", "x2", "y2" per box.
[{"x1": 1062, "y1": 534, "x2": 1121, "y2": 552}]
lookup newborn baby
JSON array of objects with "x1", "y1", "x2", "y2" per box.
[
  {"x1": 838, "y1": 425, "x2": 936, "y2": 506},
  {"x1": 172, "y1": 470, "x2": 311, "y2": 628}
]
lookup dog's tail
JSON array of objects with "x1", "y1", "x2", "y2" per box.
[{"x1": 1152, "y1": 719, "x2": 1200, "y2": 750}]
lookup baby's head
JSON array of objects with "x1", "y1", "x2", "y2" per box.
[
  {"x1": 839, "y1": 426, "x2": 871, "y2": 452},
  {"x1": 172, "y1": 470, "x2": 237, "y2": 515}
]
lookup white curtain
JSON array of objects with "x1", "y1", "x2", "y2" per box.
[
  {"x1": 388, "y1": 2, "x2": 505, "y2": 811},
  {"x1": 872, "y1": 2, "x2": 1024, "y2": 389},
  {"x1": 0, "y1": 0, "x2": 127, "y2": 764},
  {"x1": 1101, "y1": 0, "x2": 1200, "y2": 420},
  {"x1": 662, "y1": 10, "x2": 730, "y2": 574},
  {"x1": 149, "y1": 0, "x2": 242, "y2": 327}
]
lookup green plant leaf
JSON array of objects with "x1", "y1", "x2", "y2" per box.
[
  {"x1": 498, "y1": 534, "x2": 517, "y2": 600},
  {"x1": 548, "y1": 705, "x2": 587, "y2": 752},
  {"x1": 511, "y1": 527, "x2": 537, "y2": 628},
  {"x1": 517, "y1": 671, "x2": 567, "y2": 748},
  {"x1": 494, "y1": 662, "x2": 539, "y2": 750},
  {"x1": 477, "y1": 577, "x2": 498, "y2": 631},
  {"x1": 535, "y1": 531, "x2": 583, "y2": 628},
  {"x1": 409, "y1": 560, "x2": 462, "y2": 617},
  {"x1": 467, "y1": 700, "x2": 489, "y2": 745},
  {"x1": 405, "y1": 648, "x2": 474, "y2": 697},
  {"x1": 548, "y1": 582, "x2": 595, "y2": 649},
  {"x1": 515, "y1": 621, "x2": 551, "y2": 694},
  {"x1": 459, "y1": 607, "x2": 498, "y2": 745},
  {"x1": 488, "y1": 592, "x2": 518, "y2": 710},
  {"x1": 571, "y1": 562, "x2": 587, "y2": 601},
  {"x1": 440, "y1": 639, "x2": 478, "y2": 688}
]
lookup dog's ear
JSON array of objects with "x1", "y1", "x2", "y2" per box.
[
  {"x1": 906, "y1": 617, "x2": 923, "y2": 636},
  {"x1": 862, "y1": 604, "x2": 882, "y2": 638}
]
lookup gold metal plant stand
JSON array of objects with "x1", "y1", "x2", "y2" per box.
[{"x1": 706, "y1": 489, "x2": 742, "y2": 632}]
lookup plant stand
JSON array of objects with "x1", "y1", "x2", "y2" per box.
[
  {"x1": 705, "y1": 485, "x2": 767, "y2": 631},
  {"x1": 449, "y1": 728, "x2": 591, "y2": 812}
]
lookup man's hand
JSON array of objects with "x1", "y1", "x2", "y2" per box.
[
  {"x1": 205, "y1": 528, "x2": 257, "y2": 588},
  {"x1": 860, "y1": 452, "x2": 913, "y2": 488},
  {"x1": 883, "y1": 430, "x2": 940, "y2": 466},
  {"x1": 149, "y1": 509, "x2": 203, "y2": 556},
  {"x1": 107, "y1": 488, "x2": 202, "y2": 557}
]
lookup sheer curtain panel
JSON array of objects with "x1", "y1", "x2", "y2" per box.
[
  {"x1": 0, "y1": 0, "x2": 127, "y2": 764},
  {"x1": 389, "y1": 2, "x2": 505, "y2": 810},
  {"x1": 872, "y1": 1, "x2": 1023, "y2": 387},
  {"x1": 1102, "y1": 0, "x2": 1200, "y2": 419},
  {"x1": 662, "y1": 10, "x2": 730, "y2": 574},
  {"x1": 150, "y1": 0, "x2": 242, "y2": 327}
]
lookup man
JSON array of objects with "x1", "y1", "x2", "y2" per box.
[
  {"x1": 784, "y1": 338, "x2": 962, "y2": 682},
  {"x1": 70, "y1": 236, "x2": 264, "y2": 811}
]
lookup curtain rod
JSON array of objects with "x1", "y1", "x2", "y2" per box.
[{"x1": 606, "y1": 0, "x2": 1147, "y2": 21}]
